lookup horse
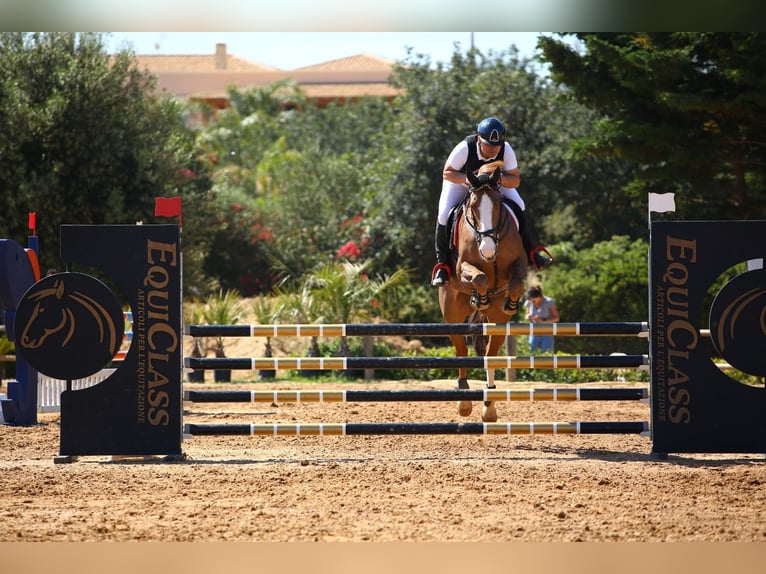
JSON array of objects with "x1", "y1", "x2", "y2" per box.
[{"x1": 437, "y1": 161, "x2": 527, "y2": 421}]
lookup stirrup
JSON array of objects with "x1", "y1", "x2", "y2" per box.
[
  {"x1": 431, "y1": 263, "x2": 450, "y2": 287},
  {"x1": 529, "y1": 245, "x2": 553, "y2": 270}
]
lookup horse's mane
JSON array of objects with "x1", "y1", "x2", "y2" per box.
[
  {"x1": 470, "y1": 160, "x2": 503, "y2": 188},
  {"x1": 478, "y1": 160, "x2": 504, "y2": 175}
]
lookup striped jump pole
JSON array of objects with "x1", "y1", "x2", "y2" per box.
[
  {"x1": 184, "y1": 387, "x2": 649, "y2": 404},
  {"x1": 184, "y1": 354, "x2": 650, "y2": 371},
  {"x1": 186, "y1": 321, "x2": 649, "y2": 338},
  {"x1": 183, "y1": 421, "x2": 650, "y2": 436}
]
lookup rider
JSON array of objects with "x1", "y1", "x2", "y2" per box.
[{"x1": 431, "y1": 116, "x2": 553, "y2": 287}]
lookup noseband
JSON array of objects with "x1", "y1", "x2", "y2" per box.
[{"x1": 464, "y1": 184, "x2": 509, "y2": 262}]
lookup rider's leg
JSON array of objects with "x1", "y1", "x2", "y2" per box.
[
  {"x1": 432, "y1": 181, "x2": 469, "y2": 287},
  {"x1": 502, "y1": 195, "x2": 553, "y2": 270},
  {"x1": 431, "y1": 221, "x2": 451, "y2": 287}
]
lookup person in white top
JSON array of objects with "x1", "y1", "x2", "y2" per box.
[{"x1": 431, "y1": 116, "x2": 553, "y2": 287}]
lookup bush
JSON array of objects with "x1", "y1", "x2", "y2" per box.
[{"x1": 528, "y1": 236, "x2": 650, "y2": 355}]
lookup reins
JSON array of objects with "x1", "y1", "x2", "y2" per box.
[{"x1": 463, "y1": 184, "x2": 511, "y2": 258}]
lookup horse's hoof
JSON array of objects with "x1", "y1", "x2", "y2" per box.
[
  {"x1": 470, "y1": 291, "x2": 490, "y2": 311},
  {"x1": 458, "y1": 401, "x2": 473, "y2": 417},
  {"x1": 503, "y1": 297, "x2": 520, "y2": 315},
  {"x1": 482, "y1": 403, "x2": 497, "y2": 422}
]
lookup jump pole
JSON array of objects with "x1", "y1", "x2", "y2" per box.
[
  {"x1": 183, "y1": 421, "x2": 650, "y2": 437},
  {"x1": 184, "y1": 387, "x2": 649, "y2": 404},
  {"x1": 186, "y1": 321, "x2": 649, "y2": 338},
  {"x1": 185, "y1": 354, "x2": 649, "y2": 371}
]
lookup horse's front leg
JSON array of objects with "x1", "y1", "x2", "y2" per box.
[
  {"x1": 481, "y1": 336, "x2": 505, "y2": 422},
  {"x1": 459, "y1": 261, "x2": 490, "y2": 311},
  {"x1": 448, "y1": 334, "x2": 472, "y2": 417}
]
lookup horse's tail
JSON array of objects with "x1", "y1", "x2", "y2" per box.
[{"x1": 467, "y1": 310, "x2": 488, "y2": 356}]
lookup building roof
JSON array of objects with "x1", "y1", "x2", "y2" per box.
[
  {"x1": 133, "y1": 44, "x2": 280, "y2": 73},
  {"x1": 134, "y1": 54, "x2": 279, "y2": 73},
  {"x1": 130, "y1": 45, "x2": 401, "y2": 111},
  {"x1": 292, "y1": 53, "x2": 398, "y2": 73}
]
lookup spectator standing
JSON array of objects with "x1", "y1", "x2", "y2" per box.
[{"x1": 524, "y1": 285, "x2": 559, "y2": 353}]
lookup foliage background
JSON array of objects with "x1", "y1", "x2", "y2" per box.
[{"x1": 1, "y1": 32, "x2": 764, "y2": 362}]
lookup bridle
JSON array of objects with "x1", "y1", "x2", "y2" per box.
[{"x1": 464, "y1": 183, "x2": 510, "y2": 263}]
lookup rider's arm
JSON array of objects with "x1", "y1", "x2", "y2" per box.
[
  {"x1": 499, "y1": 143, "x2": 520, "y2": 188},
  {"x1": 498, "y1": 167, "x2": 520, "y2": 189},
  {"x1": 443, "y1": 165, "x2": 468, "y2": 184},
  {"x1": 443, "y1": 141, "x2": 470, "y2": 184}
]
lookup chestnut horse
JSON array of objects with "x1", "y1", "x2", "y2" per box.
[{"x1": 437, "y1": 161, "x2": 527, "y2": 421}]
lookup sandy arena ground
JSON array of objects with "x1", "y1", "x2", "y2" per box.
[
  {"x1": 2, "y1": 372, "x2": 766, "y2": 543},
  {"x1": 3, "y1": 323, "x2": 766, "y2": 546}
]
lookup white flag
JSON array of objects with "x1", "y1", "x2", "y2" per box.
[{"x1": 648, "y1": 192, "x2": 676, "y2": 213}]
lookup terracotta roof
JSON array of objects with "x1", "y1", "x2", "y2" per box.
[
  {"x1": 133, "y1": 54, "x2": 279, "y2": 73},
  {"x1": 128, "y1": 45, "x2": 402, "y2": 109},
  {"x1": 291, "y1": 53, "x2": 397, "y2": 73}
]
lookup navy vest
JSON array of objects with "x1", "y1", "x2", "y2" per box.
[{"x1": 461, "y1": 134, "x2": 505, "y2": 173}]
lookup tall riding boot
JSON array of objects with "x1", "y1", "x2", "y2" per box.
[
  {"x1": 431, "y1": 222, "x2": 451, "y2": 287},
  {"x1": 504, "y1": 200, "x2": 553, "y2": 270}
]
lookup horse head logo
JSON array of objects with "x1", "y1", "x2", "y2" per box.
[
  {"x1": 20, "y1": 279, "x2": 118, "y2": 353},
  {"x1": 15, "y1": 272, "x2": 125, "y2": 380},
  {"x1": 709, "y1": 270, "x2": 766, "y2": 377},
  {"x1": 20, "y1": 279, "x2": 75, "y2": 349}
]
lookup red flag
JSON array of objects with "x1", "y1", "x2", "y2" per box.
[
  {"x1": 154, "y1": 196, "x2": 182, "y2": 225},
  {"x1": 28, "y1": 212, "x2": 36, "y2": 235}
]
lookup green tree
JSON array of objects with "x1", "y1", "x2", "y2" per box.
[
  {"x1": 195, "y1": 87, "x2": 396, "y2": 292},
  {"x1": 367, "y1": 46, "x2": 634, "y2": 282},
  {"x1": 0, "y1": 32, "x2": 205, "y2": 276},
  {"x1": 538, "y1": 32, "x2": 766, "y2": 220}
]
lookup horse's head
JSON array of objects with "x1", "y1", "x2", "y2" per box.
[{"x1": 465, "y1": 165, "x2": 505, "y2": 262}]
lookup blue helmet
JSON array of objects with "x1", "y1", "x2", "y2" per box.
[{"x1": 477, "y1": 117, "x2": 506, "y2": 146}]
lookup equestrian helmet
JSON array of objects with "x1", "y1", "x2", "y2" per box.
[{"x1": 477, "y1": 117, "x2": 506, "y2": 146}]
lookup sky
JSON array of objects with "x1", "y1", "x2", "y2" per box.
[{"x1": 106, "y1": 32, "x2": 551, "y2": 70}]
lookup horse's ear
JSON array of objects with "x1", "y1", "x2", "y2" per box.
[
  {"x1": 466, "y1": 171, "x2": 480, "y2": 187},
  {"x1": 492, "y1": 167, "x2": 502, "y2": 182}
]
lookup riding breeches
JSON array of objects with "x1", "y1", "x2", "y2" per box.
[{"x1": 437, "y1": 181, "x2": 526, "y2": 226}]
